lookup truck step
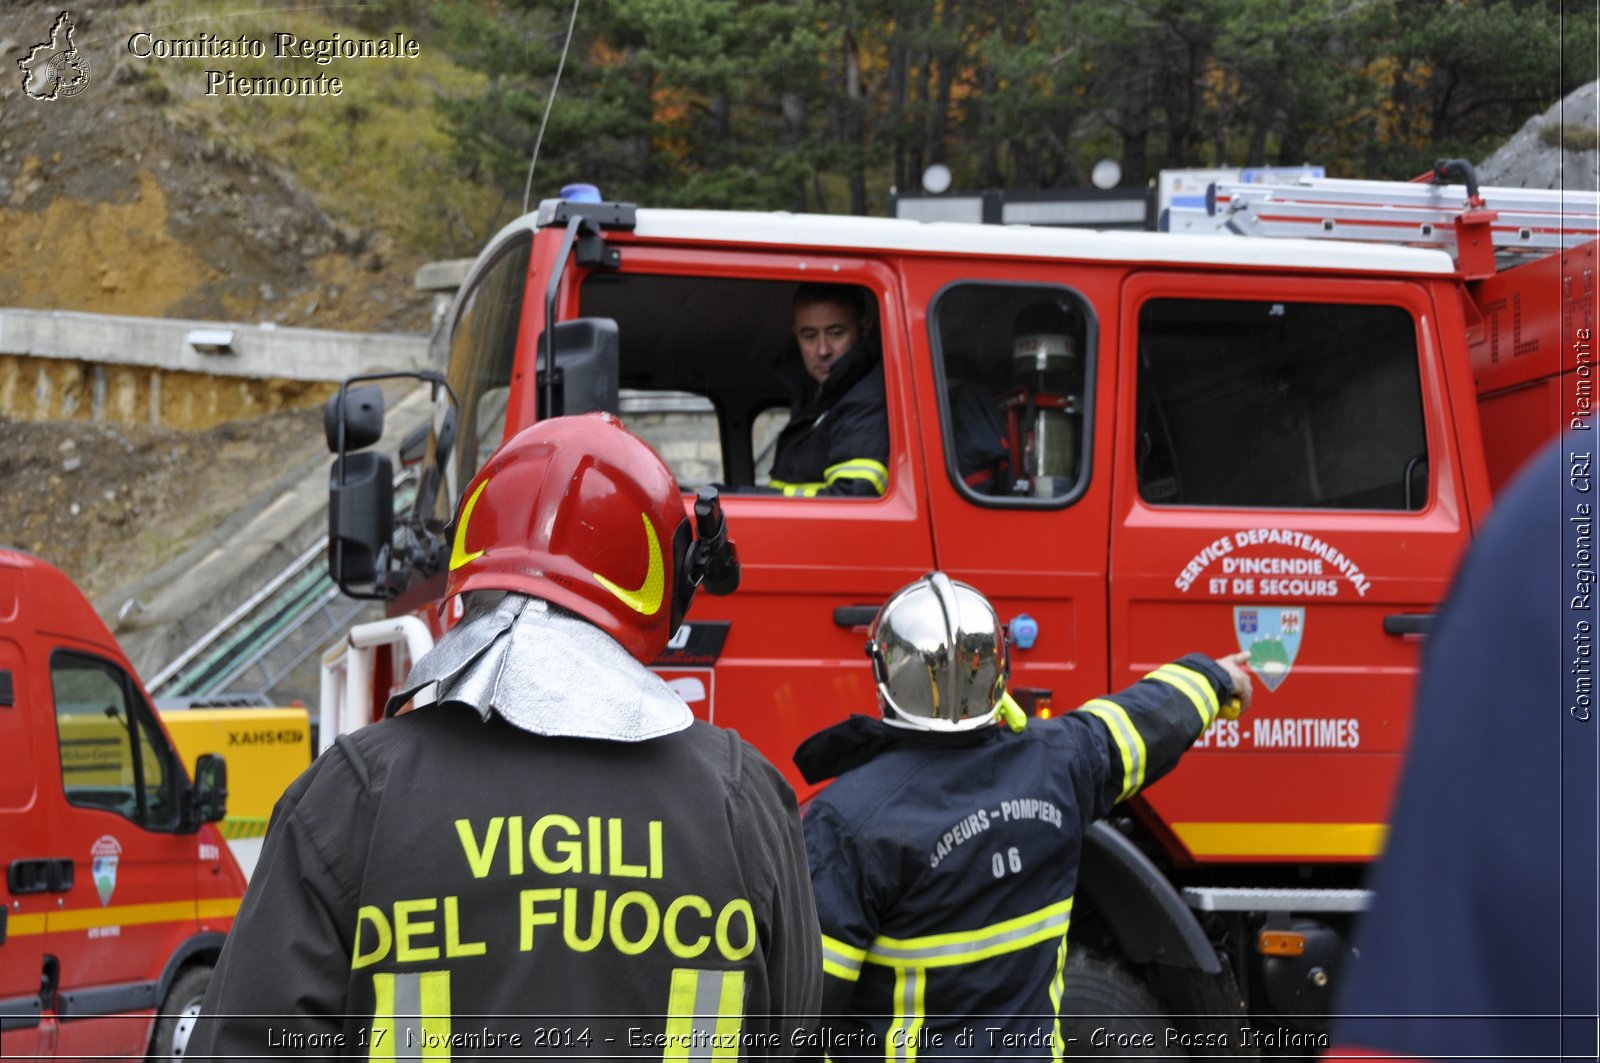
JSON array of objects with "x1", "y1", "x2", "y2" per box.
[{"x1": 1182, "y1": 886, "x2": 1372, "y2": 913}]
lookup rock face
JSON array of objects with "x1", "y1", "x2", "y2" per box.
[
  {"x1": 1478, "y1": 80, "x2": 1600, "y2": 191},
  {"x1": 0, "y1": 7, "x2": 430, "y2": 335}
]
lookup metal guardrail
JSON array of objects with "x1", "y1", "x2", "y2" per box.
[
  {"x1": 149, "y1": 475, "x2": 416, "y2": 705},
  {"x1": 147, "y1": 390, "x2": 717, "y2": 706}
]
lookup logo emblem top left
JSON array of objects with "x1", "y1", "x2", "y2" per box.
[{"x1": 18, "y1": 12, "x2": 92, "y2": 101}]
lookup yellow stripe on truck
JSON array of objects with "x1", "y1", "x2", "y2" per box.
[
  {"x1": 6, "y1": 897, "x2": 245, "y2": 938},
  {"x1": 1171, "y1": 822, "x2": 1388, "y2": 858},
  {"x1": 7, "y1": 913, "x2": 47, "y2": 937},
  {"x1": 198, "y1": 897, "x2": 243, "y2": 920}
]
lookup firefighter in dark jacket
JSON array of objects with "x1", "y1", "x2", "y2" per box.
[
  {"x1": 767, "y1": 283, "x2": 889, "y2": 497},
  {"x1": 191, "y1": 413, "x2": 822, "y2": 1059},
  {"x1": 794, "y1": 573, "x2": 1252, "y2": 1059}
]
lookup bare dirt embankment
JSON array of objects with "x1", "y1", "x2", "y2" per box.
[
  {"x1": 0, "y1": 2, "x2": 434, "y2": 604},
  {"x1": 0, "y1": 410, "x2": 324, "y2": 603}
]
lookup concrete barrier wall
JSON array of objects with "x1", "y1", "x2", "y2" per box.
[
  {"x1": 622, "y1": 394, "x2": 788, "y2": 486},
  {"x1": 0, "y1": 353, "x2": 341, "y2": 429},
  {"x1": 0, "y1": 309, "x2": 429, "y2": 429}
]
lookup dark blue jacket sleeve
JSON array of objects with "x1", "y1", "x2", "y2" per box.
[{"x1": 1067, "y1": 653, "x2": 1234, "y2": 817}]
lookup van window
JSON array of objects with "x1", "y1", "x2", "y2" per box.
[
  {"x1": 52, "y1": 652, "x2": 179, "y2": 831},
  {"x1": 580, "y1": 273, "x2": 883, "y2": 495},
  {"x1": 441, "y1": 236, "x2": 532, "y2": 510},
  {"x1": 1136, "y1": 299, "x2": 1428, "y2": 510},
  {"x1": 930, "y1": 283, "x2": 1093, "y2": 502}
]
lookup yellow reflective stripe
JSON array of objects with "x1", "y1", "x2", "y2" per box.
[
  {"x1": 664, "y1": 968, "x2": 745, "y2": 1061},
  {"x1": 419, "y1": 971, "x2": 451, "y2": 1060},
  {"x1": 6, "y1": 913, "x2": 46, "y2": 937},
  {"x1": 371, "y1": 973, "x2": 396, "y2": 1063},
  {"x1": 1149, "y1": 663, "x2": 1219, "y2": 729},
  {"x1": 713, "y1": 970, "x2": 745, "y2": 1061},
  {"x1": 591, "y1": 511, "x2": 667, "y2": 617},
  {"x1": 865, "y1": 898, "x2": 1072, "y2": 969},
  {"x1": 823, "y1": 459, "x2": 889, "y2": 495},
  {"x1": 769, "y1": 479, "x2": 825, "y2": 497},
  {"x1": 821, "y1": 932, "x2": 867, "y2": 981},
  {"x1": 1080, "y1": 699, "x2": 1146, "y2": 801},
  {"x1": 47, "y1": 900, "x2": 197, "y2": 933},
  {"x1": 1048, "y1": 937, "x2": 1069, "y2": 1062},
  {"x1": 370, "y1": 971, "x2": 451, "y2": 1061},
  {"x1": 197, "y1": 896, "x2": 242, "y2": 921},
  {"x1": 1172, "y1": 821, "x2": 1388, "y2": 858},
  {"x1": 664, "y1": 969, "x2": 698, "y2": 1061},
  {"x1": 885, "y1": 967, "x2": 925, "y2": 1062}
]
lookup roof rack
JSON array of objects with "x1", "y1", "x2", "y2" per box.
[{"x1": 1166, "y1": 160, "x2": 1599, "y2": 275}]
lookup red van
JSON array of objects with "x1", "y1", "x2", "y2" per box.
[{"x1": 0, "y1": 551, "x2": 241, "y2": 1059}]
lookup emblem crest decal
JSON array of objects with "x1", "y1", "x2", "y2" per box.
[
  {"x1": 1234, "y1": 606, "x2": 1304, "y2": 692},
  {"x1": 91, "y1": 834, "x2": 122, "y2": 907}
]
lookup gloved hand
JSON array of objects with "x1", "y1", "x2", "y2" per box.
[
  {"x1": 995, "y1": 689, "x2": 1028, "y2": 732},
  {"x1": 1212, "y1": 651, "x2": 1253, "y2": 720}
]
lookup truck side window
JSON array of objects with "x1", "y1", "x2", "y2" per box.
[
  {"x1": 931, "y1": 283, "x2": 1093, "y2": 502},
  {"x1": 619, "y1": 392, "x2": 724, "y2": 488},
  {"x1": 580, "y1": 273, "x2": 880, "y2": 494},
  {"x1": 441, "y1": 237, "x2": 532, "y2": 512},
  {"x1": 52, "y1": 652, "x2": 179, "y2": 830},
  {"x1": 1136, "y1": 299, "x2": 1428, "y2": 510},
  {"x1": 752, "y1": 406, "x2": 789, "y2": 484}
]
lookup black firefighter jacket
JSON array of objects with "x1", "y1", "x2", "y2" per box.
[
  {"x1": 794, "y1": 655, "x2": 1236, "y2": 1060},
  {"x1": 189, "y1": 706, "x2": 822, "y2": 1059},
  {"x1": 768, "y1": 341, "x2": 889, "y2": 497}
]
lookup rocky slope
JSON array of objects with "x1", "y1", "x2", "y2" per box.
[{"x1": 0, "y1": 2, "x2": 430, "y2": 610}]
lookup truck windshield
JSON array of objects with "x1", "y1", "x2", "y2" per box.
[{"x1": 437, "y1": 236, "x2": 533, "y2": 518}]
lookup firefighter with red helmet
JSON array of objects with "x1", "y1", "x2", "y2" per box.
[
  {"x1": 794, "y1": 573, "x2": 1251, "y2": 1058},
  {"x1": 191, "y1": 413, "x2": 821, "y2": 1058}
]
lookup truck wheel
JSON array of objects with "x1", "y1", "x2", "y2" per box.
[
  {"x1": 149, "y1": 965, "x2": 211, "y2": 1060},
  {"x1": 1061, "y1": 948, "x2": 1180, "y2": 1058}
]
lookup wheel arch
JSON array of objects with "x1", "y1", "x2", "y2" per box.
[
  {"x1": 1077, "y1": 821, "x2": 1218, "y2": 973},
  {"x1": 1075, "y1": 823, "x2": 1250, "y2": 1050},
  {"x1": 154, "y1": 932, "x2": 226, "y2": 1005}
]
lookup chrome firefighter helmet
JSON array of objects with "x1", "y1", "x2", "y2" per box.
[{"x1": 865, "y1": 572, "x2": 1009, "y2": 731}]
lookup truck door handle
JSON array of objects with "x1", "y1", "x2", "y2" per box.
[
  {"x1": 8, "y1": 859, "x2": 74, "y2": 895},
  {"x1": 834, "y1": 606, "x2": 879, "y2": 628},
  {"x1": 1383, "y1": 613, "x2": 1433, "y2": 637}
]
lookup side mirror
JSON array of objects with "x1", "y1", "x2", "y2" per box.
[
  {"x1": 399, "y1": 422, "x2": 429, "y2": 467},
  {"x1": 537, "y1": 318, "x2": 620, "y2": 418},
  {"x1": 325, "y1": 385, "x2": 386, "y2": 452},
  {"x1": 186, "y1": 753, "x2": 228, "y2": 829},
  {"x1": 322, "y1": 370, "x2": 458, "y2": 602},
  {"x1": 329, "y1": 451, "x2": 395, "y2": 594}
]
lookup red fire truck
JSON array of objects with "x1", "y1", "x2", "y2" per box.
[
  {"x1": 321, "y1": 163, "x2": 1597, "y2": 1043},
  {"x1": 0, "y1": 551, "x2": 241, "y2": 1059}
]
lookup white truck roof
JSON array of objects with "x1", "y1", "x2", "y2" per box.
[{"x1": 490, "y1": 202, "x2": 1461, "y2": 278}]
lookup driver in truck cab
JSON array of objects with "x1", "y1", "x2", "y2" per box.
[
  {"x1": 765, "y1": 282, "x2": 890, "y2": 498},
  {"x1": 795, "y1": 573, "x2": 1253, "y2": 1057},
  {"x1": 190, "y1": 414, "x2": 821, "y2": 1058}
]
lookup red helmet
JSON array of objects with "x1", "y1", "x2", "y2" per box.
[{"x1": 445, "y1": 413, "x2": 703, "y2": 664}]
